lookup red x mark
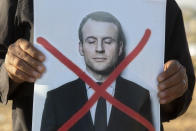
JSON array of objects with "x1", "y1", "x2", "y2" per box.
[{"x1": 37, "y1": 29, "x2": 155, "y2": 131}]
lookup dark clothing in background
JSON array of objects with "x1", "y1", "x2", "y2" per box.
[{"x1": 0, "y1": 0, "x2": 195, "y2": 131}]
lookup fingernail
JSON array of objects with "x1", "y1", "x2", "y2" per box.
[
  {"x1": 159, "y1": 84, "x2": 165, "y2": 90},
  {"x1": 160, "y1": 99, "x2": 167, "y2": 104},
  {"x1": 39, "y1": 55, "x2": 45, "y2": 61},
  {"x1": 32, "y1": 71, "x2": 39, "y2": 77},
  {"x1": 159, "y1": 76, "x2": 164, "y2": 82},
  {"x1": 37, "y1": 66, "x2": 44, "y2": 72},
  {"x1": 160, "y1": 93, "x2": 166, "y2": 98}
]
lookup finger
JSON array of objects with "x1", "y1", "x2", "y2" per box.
[
  {"x1": 4, "y1": 59, "x2": 23, "y2": 83},
  {"x1": 8, "y1": 45, "x2": 45, "y2": 73},
  {"x1": 182, "y1": 66, "x2": 188, "y2": 88},
  {"x1": 7, "y1": 72, "x2": 24, "y2": 83},
  {"x1": 5, "y1": 63, "x2": 35, "y2": 83},
  {"x1": 158, "y1": 60, "x2": 181, "y2": 82},
  {"x1": 158, "y1": 66, "x2": 185, "y2": 91},
  {"x1": 6, "y1": 52, "x2": 41, "y2": 78},
  {"x1": 16, "y1": 39, "x2": 45, "y2": 61},
  {"x1": 158, "y1": 80, "x2": 187, "y2": 104}
]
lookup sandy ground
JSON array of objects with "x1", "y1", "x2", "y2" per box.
[{"x1": 0, "y1": 101, "x2": 12, "y2": 131}]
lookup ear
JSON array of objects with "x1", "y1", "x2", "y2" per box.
[
  {"x1": 79, "y1": 42, "x2": 84, "y2": 56},
  {"x1": 118, "y1": 41, "x2": 124, "y2": 56}
]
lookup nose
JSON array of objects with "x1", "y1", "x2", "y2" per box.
[{"x1": 96, "y1": 40, "x2": 104, "y2": 53}]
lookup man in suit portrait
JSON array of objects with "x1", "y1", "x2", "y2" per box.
[{"x1": 41, "y1": 11, "x2": 153, "y2": 131}]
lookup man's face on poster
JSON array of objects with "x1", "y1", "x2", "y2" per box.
[{"x1": 79, "y1": 19, "x2": 123, "y2": 75}]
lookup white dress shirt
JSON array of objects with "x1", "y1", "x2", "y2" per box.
[{"x1": 85, "y1": 71, "x2": 116, "y2": 125}]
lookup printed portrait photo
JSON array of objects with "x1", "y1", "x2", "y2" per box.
[
  {"x1": 40, "y1": 11, "x2": 153, "y2": 131},
  {"x1": 32, "y1": 0, "x2": 166, "y2": 131}
]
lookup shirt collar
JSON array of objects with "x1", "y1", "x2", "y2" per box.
[{"x1": 84, "y1": 70, "x2": 116, "y2": 90}]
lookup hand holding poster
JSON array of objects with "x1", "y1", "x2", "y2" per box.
[{"x1": 33, "y1": 0, "x2": 166, "y2": 131}]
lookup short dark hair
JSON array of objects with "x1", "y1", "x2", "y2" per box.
[
  {"x1": 78, "y1": 11, "x2": 126, "y2": 64},
  {"x1": 78, "y1": 11, "x2": 125, "y2": 44}
]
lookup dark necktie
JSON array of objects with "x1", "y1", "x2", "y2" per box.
[{"x1": 94, "y1": 82, "x2": 107, "y2": 131}]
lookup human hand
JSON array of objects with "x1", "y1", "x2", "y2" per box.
[
  {"x1": 4, "y1": 39, "x2": 46, "y2": 83},
  {"x1": 157, "y1": 60, "x2": 188, "y2": 104}
]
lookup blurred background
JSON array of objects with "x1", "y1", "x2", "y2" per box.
[
  {"x1": 164, "y1": 0, "x2": 196, "y2": 130},
  {"x1": 0, "y1": 0, "x2": 196, "y2": 130}
]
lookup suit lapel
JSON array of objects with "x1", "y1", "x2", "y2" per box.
[
  {"x1": 69, "y1": 79, "x2": 94, "y2": 131},
  {"x1": 107, "y1": 76, "x2": 132, "y2": 130},
  {"x1": 107, "y1": 77, "x2": 149, "y2": 131}
]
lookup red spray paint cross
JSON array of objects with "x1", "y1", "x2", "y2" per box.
[{"x1": 37, "y1": 29, "x2": 155, "y2": 131}]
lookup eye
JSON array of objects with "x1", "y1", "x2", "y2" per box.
[
  {"x1": 103, "y1": 38, "x2": 113, "y2": 44},
  {"x1": 86, "y1": 38, "x2": 96, "y2": 44}
]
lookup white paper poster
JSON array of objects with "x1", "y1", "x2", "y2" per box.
[{"x1": 33, "y1": 0, "x2": 166, "y2": 131}]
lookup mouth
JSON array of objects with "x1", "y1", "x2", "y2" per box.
[{"x1": 93, "y1": 57, "x2": 107, "y2": 62}]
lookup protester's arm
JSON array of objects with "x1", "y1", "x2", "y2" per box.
[
  {"x1": 0, "y1": 39, "x2": 46, "y2": 104},
  {"x1": 0, "y1": 0, "x2": 16, "y2": 104},
  {"x1": 0, "y1": 59, "x2": 9, "y2": 104},
  {"x1": 158, "y1": 60, "x2": 193, "y2": 122},
  {"x1": 158, "y1": 0, "x2": 195, "y2": 122},
  {"x1": 4, "y1": 39, "x2": 45, "y2": 83},
  {"x1": 0, "y1": 0, "x2": 46, "y2": 104}
]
